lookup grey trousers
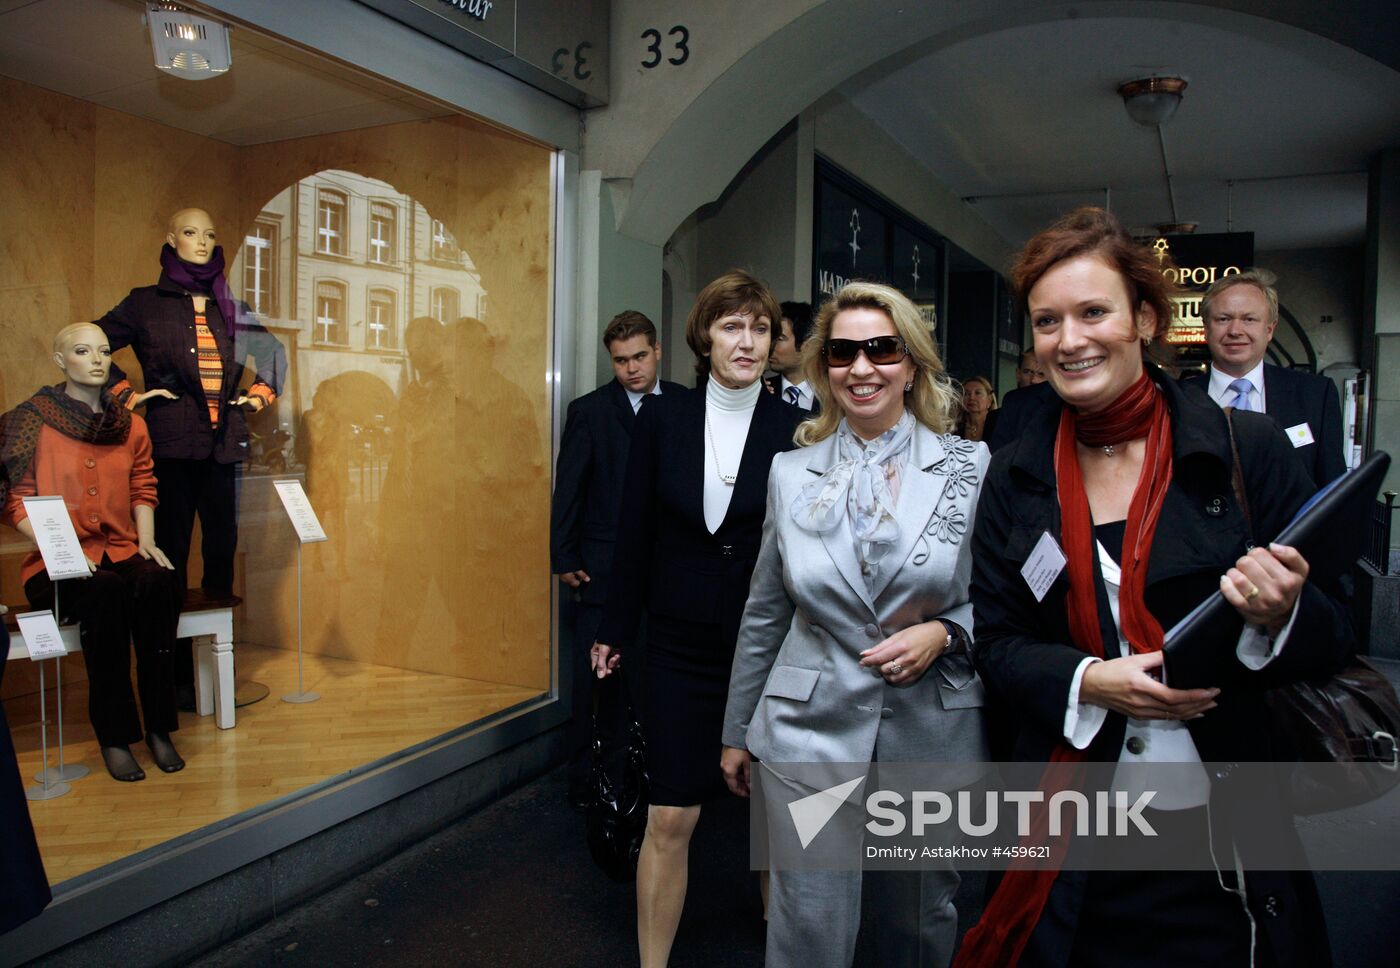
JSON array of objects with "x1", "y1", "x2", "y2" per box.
[{"x1": 759, "y1": 761, "x2": 961, "y2": 968}]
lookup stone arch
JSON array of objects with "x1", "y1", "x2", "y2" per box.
[{"x1": 612, "y1": 0, "x2": 1400, "y2": 247}]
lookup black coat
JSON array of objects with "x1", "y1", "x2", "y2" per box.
[
  {"x1": 970, "y1": 369, "x2": 1352, "y2": 966},
  {"x1": 1182, "y1": 364, "x2": 1346, "y2": 487},
  {"x1": 986, "y1": 381, "x2": 1058, "y2": 453},
  {"x1": 549, "y1": 378, "x2": 685, "y2": 606},
  {"x1": 96, "y1": 272, "x2": 288, "y2": 464},
  {"x1": 597, "y1": 386, "x2": 802, "y2": 653}
]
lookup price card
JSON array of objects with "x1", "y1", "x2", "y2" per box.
[
  {"x1": 273, "y1": 479, "x2": 328, "y2": 544},
  {"x1": 15, "y1": 610, "x2": 68, "y2": 661},
  {"x1": 22, "y1": 496, "x2": 90, "y2": 580}
]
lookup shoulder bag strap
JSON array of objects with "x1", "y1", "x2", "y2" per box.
[{"x1": 1222, "y1": 406, "x2": 1256, "y2": 548}]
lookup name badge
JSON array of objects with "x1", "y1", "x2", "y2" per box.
[
  {"x1": 1021, "y1": 531, "x2": 1067, "y2": 602},
  {"x1": 1285, "y1": 422, "x2": 1315, "y2": 448}
]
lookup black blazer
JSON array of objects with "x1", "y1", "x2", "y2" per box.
[
  {"x1": 986, "y1": 381, "x2": 1058, "y2": 453},
  {"x1": 970, "y1": 370, "x2": 1351, "y2": 965},
  {"x1": 550, "y1": 378, "x2": 685, "y2": 605},
  {"x1": 1182, "y1": 364, "x2": 1345, "y2": 487},
  {"x1": 97, "y1": 272, "x2": 288, "y2": 464},
  {"x1": 597, "y1": 387, "x2": 802, "y2": 653}
]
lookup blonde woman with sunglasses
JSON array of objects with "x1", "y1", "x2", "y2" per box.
[{"x1": 721, "y1": 281, "x2": 992, "y2": 967}]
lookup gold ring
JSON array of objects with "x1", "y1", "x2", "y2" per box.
[{"x1": 1245, "y1": 585, "x2": 1260, "y2": 600}]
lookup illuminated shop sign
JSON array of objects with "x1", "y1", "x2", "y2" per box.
[{"x1": 1151, "y1": 233, "x2": 1254, "y2": 346}]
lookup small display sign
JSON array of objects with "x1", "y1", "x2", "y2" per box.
[
  {"x1": 16, "y1": 610, "x2": 68, "y2": 661},
  {"x1": 273, "y1": 480, "x2": 329, "y2": 544},
  {"x1": 22, "y1": 496, "x2": 90, "y2": 581}
]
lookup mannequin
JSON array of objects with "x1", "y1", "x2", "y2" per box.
[
  {"x1": 96, "y1": 208, "x2": 287, "y2": 703},
  {"x1": 0, "y1": 324, "x2": 183, "y2": 781}
]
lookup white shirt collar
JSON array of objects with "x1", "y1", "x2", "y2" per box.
[
  {"x1": 1207, "y1": 359, "x2": 1267, "y2": 411},
  {"x1": 779, "y1": 377, "x2": 813, "y2": 409},
  {"x1": 624, "y1": 381, "x2": 663, "y2": 413}
]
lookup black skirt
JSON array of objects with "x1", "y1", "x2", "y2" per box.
[{"x1": 639, "y1": 612, "x2": 734, "y2": 807}]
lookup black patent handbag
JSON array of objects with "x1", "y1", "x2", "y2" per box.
[{"x1": 585, "y1": 676, "x2": 649, "y2": 881}]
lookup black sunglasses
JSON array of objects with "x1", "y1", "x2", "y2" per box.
[{"x1": 821, "y1": 336, "x2": 909, "y2": 367}]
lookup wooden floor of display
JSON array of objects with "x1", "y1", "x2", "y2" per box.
[{"x1": 5, "y1": 644, "x2": 543, "y2": 886}]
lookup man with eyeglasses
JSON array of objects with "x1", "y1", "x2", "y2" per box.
[{"x1": 1182, "y1": 269, "x2": 1345, "y2": 487}]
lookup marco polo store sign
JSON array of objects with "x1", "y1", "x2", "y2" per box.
[{"x1": 1154, "y1": 232, "x2": 1254, "y2": 348}]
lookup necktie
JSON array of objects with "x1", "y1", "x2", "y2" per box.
[
  {"x1": 785, "y1": 386, "x2": 801, "y2": 407},
  {"x1": 1227, "y1": 377, "x2": 1254, "y2": 412}
]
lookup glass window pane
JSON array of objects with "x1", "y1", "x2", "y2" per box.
[{"x1": 0, "y1": 16, "x2": 555, "y2": 890}]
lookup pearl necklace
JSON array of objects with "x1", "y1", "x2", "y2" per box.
[{"x1": 705, "y1": 413, "x2": 738, "y2": 485}]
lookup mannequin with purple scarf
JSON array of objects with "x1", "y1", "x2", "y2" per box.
[{"x1": 95, "y1": 208, "x2": 287, "y2": 704}]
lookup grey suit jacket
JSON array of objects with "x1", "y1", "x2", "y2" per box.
[{"x1": 722, "y1": 423, "x2": 992, "y2": 765}]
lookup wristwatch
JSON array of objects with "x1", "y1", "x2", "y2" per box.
[{"x1": 938, "y1": 619, "x2": 969, "y2": 656}]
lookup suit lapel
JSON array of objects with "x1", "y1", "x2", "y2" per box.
[
  {"x1": 870, "y1": 425, "x2": 947, "y2": 601},
  {"x1": 684, "y1": 390, "x2": 708, "y2": 525},
  {"x1": 1263, "y1": 366, "x2": 1298, "y2": 426},
  {"x1": 804, "y1": 435, "x2": 877, "y2": 614},
  {"x1": 607, "y1": 379, "x2": 634, "y2": 433}
]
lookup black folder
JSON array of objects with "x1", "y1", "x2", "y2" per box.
[{"x1": 1162, "y1": 451, "x2": 1391, "y2": 689}]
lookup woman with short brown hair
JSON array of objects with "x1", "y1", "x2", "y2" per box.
[{"x1": 594, "y1": 269, "x2": 802, "y2": 967}]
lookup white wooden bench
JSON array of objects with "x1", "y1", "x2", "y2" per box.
[{"x1": 5, "y1": 589, "x2": 240, "y2": 729}]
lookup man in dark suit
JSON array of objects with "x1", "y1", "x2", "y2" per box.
[
  {"x1": 764, "y1": 300, "x2": 820, "y2": 413},
  {"x1": 986, "y1": 350, "x2": 1052, "y2": 453},
  {"x1": 551, "y1": 311, "x2": 684, "y2": 805},
  {"x1": 1182, "y1": 269, "x2": 1346, "y2": 487}
]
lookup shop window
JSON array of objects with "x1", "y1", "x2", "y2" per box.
[
  {"x1": 317, "y1": 189, "x2": 347, "y2": 256},
  {"x1": 315, "y1": 280, "x2": 347, "y2": 344},
  {"x1": 432, "y1": 286, "x2": 459, "y2": 324},
  {"x1": 0, "y1": 17, "x2": 552, "y2": 898},
  {"x1": 243, "y1": 219, "x2": 278, "y2": 317},
  {"x1": 368, "y1": 287, "x2": 397, "y2": 349},
  {"x1": 369, "y1": 202, "x2": 396, "y2": 265}
]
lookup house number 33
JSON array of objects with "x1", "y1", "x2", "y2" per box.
[{"x1": 641, "y1": 26, "x2": 689, "y2": 68}]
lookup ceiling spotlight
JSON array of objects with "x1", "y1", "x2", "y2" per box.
[
  {"x1": 147, "y1": 3, "x2": 232, "y2": 80},
  {"x1": 1117, "y1": 76, "x2": 1187, "y2": 126}
]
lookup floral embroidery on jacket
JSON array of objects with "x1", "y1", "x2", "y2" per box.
[{"x1": 911, "y1": 434, "x2": 981, "y2": 566}]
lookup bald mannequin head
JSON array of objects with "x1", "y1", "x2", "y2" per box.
[
  {"x1": 53, "y1": 322, "x2": 107, "y2": 356},
  {"x1": 52, "y1": 323, "x2": 112, "y2": 388},
  {"x1": 167, "y1": 208, "x2": 217, "y2": 265}
]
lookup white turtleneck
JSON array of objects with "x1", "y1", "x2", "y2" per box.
[{"x1": 703, "y1": 377, "x2": 761, "y2": 533}]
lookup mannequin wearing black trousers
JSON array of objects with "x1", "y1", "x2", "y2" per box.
[{"x1": 96, "y1": 209, "x2": 286, "y2": 699}]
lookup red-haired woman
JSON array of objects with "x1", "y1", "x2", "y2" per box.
[{"x1": 957, "y1": 208, "x2": 1351, "y2": 967}]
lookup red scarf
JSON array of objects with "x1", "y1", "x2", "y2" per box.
[{"x1": 953, "y1": 372, "x2": 1173, "y2": 967}]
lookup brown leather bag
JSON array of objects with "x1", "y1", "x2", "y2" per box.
[{"x1": 1224, "y1": 409, "x2": 1400, "y2": 813}]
